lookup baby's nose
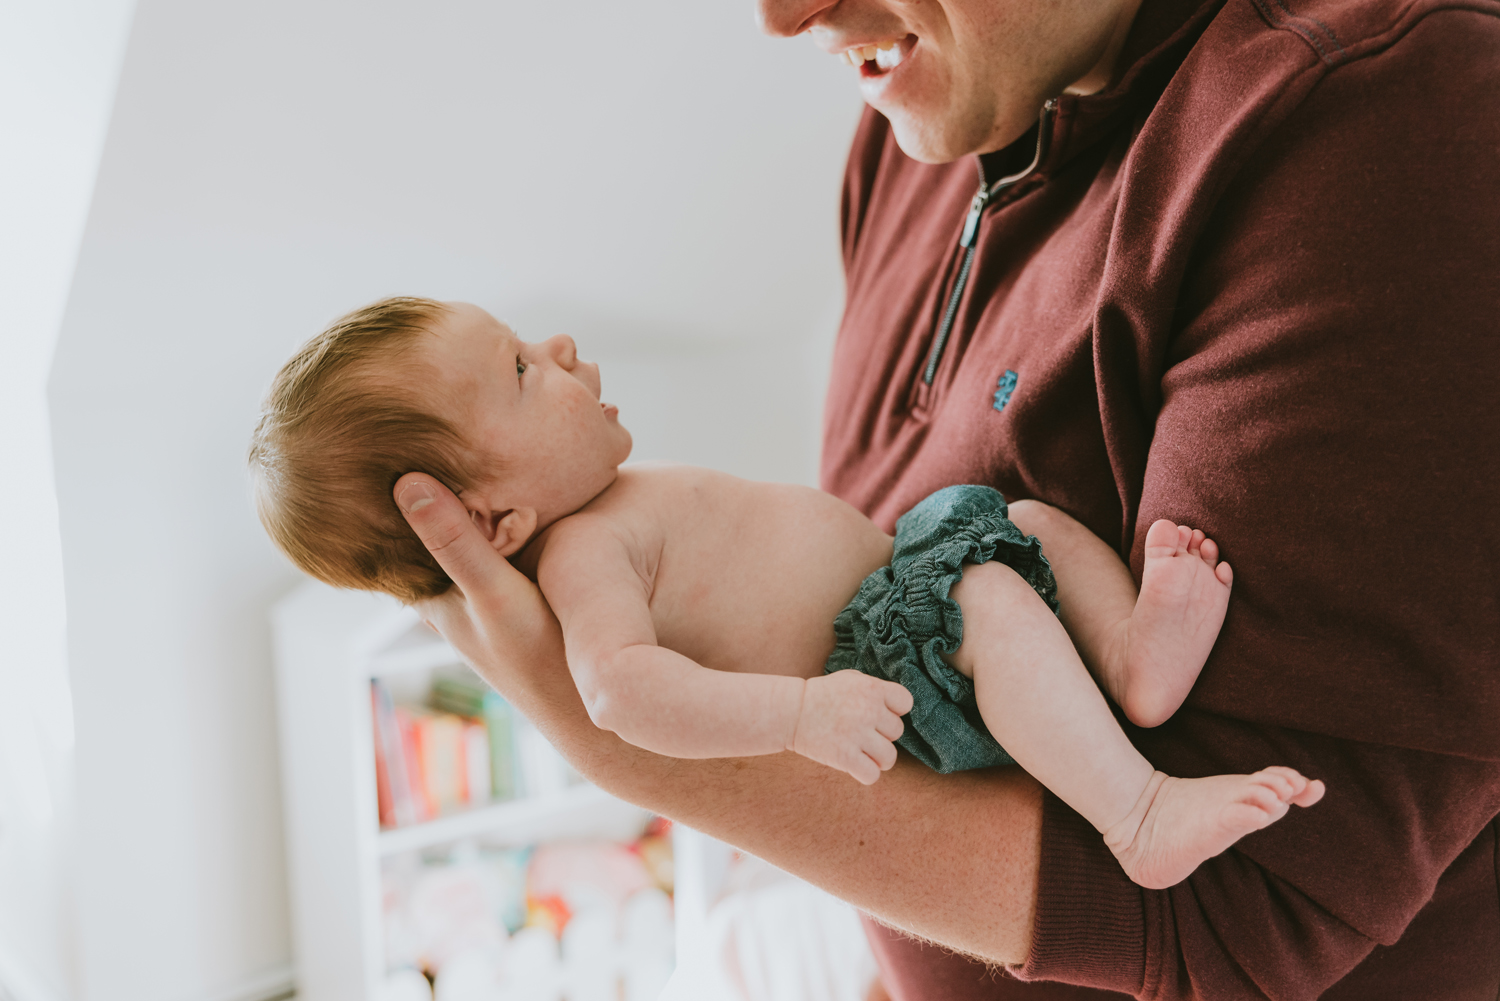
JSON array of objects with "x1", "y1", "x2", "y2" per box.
[{"x1": 547, "y1": 334, "x2": 578, "y2": 369}]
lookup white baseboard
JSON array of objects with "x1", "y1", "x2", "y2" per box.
[
  {"x1": 0, "y1": 945, "x2": 292, "y2": 1001},
  {"x1": 198, "y1": 966, "x2": 295, "y2": 1001}
]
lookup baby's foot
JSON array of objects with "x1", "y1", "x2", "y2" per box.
[
  {"x1": 1103, "y1": 767, "x2": 1326, "y2": 889},
  {"x1": 1117, "y1": 520, "x2": 1233, "y2": 727}
]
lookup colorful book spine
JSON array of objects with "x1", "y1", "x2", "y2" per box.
[
  {"x1": 397, "y1": 707, "x2": 434, "y2": 822},
  {"x1": 417, "y1": 709, "x2": 467, "y2": 814},
  {"x1": 371, "y1": 684, "x2": 394, "y2": 827},
  {"x1": 464, "y1": 720, "x2": 491, "y2": 807},
  {"x1": 481, "y1": 691, "x2": 517, "y2": 802},
  {"x1": 371, "y1": 680, "x2": 420, "y2": 826},
  {"x1": 371, "y1": 671, "x2": 529, "y2": 828},
  {"x1": 431, "y1": 671, "x2": 522, "y2": 802}
]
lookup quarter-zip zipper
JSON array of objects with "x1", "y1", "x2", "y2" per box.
[{"x1": 921, "y1": 99, "x2": 1057, "y2": 386}]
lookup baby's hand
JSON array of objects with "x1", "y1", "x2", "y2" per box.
[{"x1": 790, "y1": 672, "x2": 913, "y2": 785}]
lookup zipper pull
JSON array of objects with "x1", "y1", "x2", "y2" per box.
[{"x1": 959, "y1": 184, "x2": 991, "y2": 248}]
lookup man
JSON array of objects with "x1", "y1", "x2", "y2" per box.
[{"x1": 394, "y1": 0, "x2": 1500, "y2": 994}]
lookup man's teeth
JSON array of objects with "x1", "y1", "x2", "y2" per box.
[{"x1": 842, "y1": 40, "x2": 903, "y2": 69}]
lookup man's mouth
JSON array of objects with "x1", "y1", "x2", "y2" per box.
[{"x1": 839, "y1": 36, "x2": 914, "y2": 78}]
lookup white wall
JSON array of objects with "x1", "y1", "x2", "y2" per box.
[
  {"x1": 48, "y1": 2, "x2": 860, "y2": 1000},
  {"x1": 0, "y1": 2, "x2": 135, "y2": 1000}
]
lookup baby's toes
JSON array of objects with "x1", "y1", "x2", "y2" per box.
[
  {"x1": 1251, "y1": 768, "x2": 1298, "y2": 801},
  {"x1": 1258, "y1": 766, "x2": 1306, "y2": 798},
  {"x1": 1199, "y1": 536, "x2": 1219, "y2": 567},
  {"x1": 1187, "y1": 528, "x2": 1206, "y2": 556},
  {"x1": 1291, "y1": 778, "x2": 1326, "y2": 807},
  {"x1": 1143, "y1": 519, "x2": 1181, "y2": 556},
  {"x1": 1222, "y1": 799, "x2": 1286, "y2": 833},
  {"x1": 1240, "y1": 782, "x2": 1290, "y2": 819}
]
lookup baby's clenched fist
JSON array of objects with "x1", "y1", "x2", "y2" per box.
[{"x1": 790, "y1": 671, "x2": 913, "y2": 784}]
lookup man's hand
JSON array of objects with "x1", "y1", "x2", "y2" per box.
[
  {"x1": 791, "y1": 671, "x2": 913, "y2": 785},
  {"x1": 393, "y1": 472, "x2": 563, "y2": 700}
]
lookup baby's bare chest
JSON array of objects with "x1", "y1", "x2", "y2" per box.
[{"x1": 635, "y1": 473, "x2": 892, "y2": 678}]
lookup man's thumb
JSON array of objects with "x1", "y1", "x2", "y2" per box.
[
  {"x1": 394, "y1": 471, "x2": 495, "y2": 588},
  {"x1": 395, "y1": 477, "x2": 437, "y2": 515}
]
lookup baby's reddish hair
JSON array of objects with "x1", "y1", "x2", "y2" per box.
[{"x1": 249, "y1": 297, "x2": 493, "y2": 602}]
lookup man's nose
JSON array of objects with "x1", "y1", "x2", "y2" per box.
[{"x1": 756, "y1": 0, "x2": 839, "y2": 37}]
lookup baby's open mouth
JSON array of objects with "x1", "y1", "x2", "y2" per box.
[{"x1": 839, "y1": 35, "x2": 915, "y2": 78}]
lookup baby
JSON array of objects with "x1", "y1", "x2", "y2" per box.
[{"x1": 250, "y1": 297, "x2": 1324, "y2": 890}]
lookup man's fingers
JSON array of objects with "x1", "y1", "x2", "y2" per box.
[{"x1": 394, "y1": 472, "x2": 503, "y2": 593}]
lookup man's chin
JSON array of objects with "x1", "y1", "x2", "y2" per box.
[
  {"x1": 884, "y1": 102, "x2": 1047, "y2": 165},
  {"x1": 883, "y1": 110, "x2": 987, "y2": 165}
]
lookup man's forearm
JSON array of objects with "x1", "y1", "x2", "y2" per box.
[{"x1": 473, "y1": 628, "x2": 1042, "y2": 964}]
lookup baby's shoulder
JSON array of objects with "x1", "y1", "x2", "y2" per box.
[
  {"x1": 540, "y1": 477, "x2": 666, "y2": 571},
  {"x1": 544, "y1": 463, "x2": 728, "y2": 566},
  {"x1": 534, "y1": 511, "x2": 641, "y2": 597},
  {"x1": 541, "y1": 506, "x2": 635, "y2": 559}
]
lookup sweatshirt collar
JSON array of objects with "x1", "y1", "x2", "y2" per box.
[{"x1": 982, "y1": 0, "x2": 1227, "y2": 181}]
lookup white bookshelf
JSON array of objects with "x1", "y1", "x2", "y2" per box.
[{"x1": 271, "y1": 581, "x2": 712, "y2": 1001}]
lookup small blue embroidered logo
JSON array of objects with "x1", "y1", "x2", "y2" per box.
[{"x1": 993, "y1": 369, "x2": 1018, "y2": 412}]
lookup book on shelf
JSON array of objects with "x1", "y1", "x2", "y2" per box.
[
  {"x1": 371, "y1": 667, "x2": 580, "y2": 830},
  {"x1": 371, "y1": 670, "x2": 520, "y2": 828},
  {"x1": 372, "y1": 680, "x2": 421, "y2": 827},
  {"x1": 431, "y1": 669, "x2": 518, "y2": 802}
]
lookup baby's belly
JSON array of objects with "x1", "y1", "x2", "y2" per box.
[{"x1": 651, "y1": 482, "x2": 893, "y2": 679}]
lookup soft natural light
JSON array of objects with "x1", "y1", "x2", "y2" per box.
[{"x1": 0, "y1": 2, "x2": 135, "y2": 999}]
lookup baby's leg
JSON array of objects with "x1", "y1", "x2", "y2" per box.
[
  {"x1": 1006, "y1": 501, "x2": 1231, "y2": 728},
  {"x1": 947, "y1": 561, "x2": 1323, "y2": 889}
]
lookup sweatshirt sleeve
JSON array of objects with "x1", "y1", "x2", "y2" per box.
[{"x1": 1023, "y1": 8, "x2": 1500, "y2": 998}]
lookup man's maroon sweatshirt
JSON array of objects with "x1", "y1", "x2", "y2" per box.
[{"x1": 820, "y1": 0, "x2": 1500, "y2": 994}]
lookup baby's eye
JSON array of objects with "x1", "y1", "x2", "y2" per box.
[{"x1": 516, "y1": 359, "x2": 527, "y2": 378}]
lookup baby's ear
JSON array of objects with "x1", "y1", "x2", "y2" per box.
[
  {"x1": 489, "y1": 507, "x2": 538, "y2": 557},
  {"x1": 460, "y1": 492, "x2": 537, "y2": 556}
]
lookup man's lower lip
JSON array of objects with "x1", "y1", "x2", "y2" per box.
[{"x1": 858, "y1": 40, "x2": 914, "y2": 95}]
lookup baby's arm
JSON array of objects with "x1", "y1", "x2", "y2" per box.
[
  {"x1": 539, "y1": 521, "x2": 911, "y2": 783},
  {"x1": 1005, "y1": 501, "x2": 1232, "y2": 728}
]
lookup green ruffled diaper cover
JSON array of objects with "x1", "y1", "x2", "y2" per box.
[{"x1": 824, "y1": 484, "x2": 1058, "y2": 774}]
